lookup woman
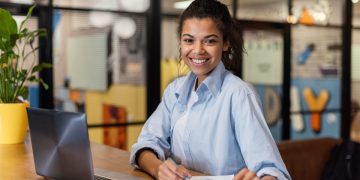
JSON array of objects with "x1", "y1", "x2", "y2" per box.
[{"x1": 130, "y1": 0, "x2": 290, "y2": 179}]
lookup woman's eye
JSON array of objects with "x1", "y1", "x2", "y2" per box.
[
  {"x1": 183, "y1": 38, "x2": 193, "y2": 43},
  {"x1": 204, "y1": 39, "x2": 216, "y2": 44}
]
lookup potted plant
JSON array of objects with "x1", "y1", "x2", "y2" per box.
[{"x1": 0, "y1": 5, "x2": 51, "y2": 144}]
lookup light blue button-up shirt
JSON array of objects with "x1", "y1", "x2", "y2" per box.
[{"x1": 130, "y1": 62, "x2": 291, "y2": 179}]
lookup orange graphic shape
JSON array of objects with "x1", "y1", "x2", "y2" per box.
[
  {"x1": 311, "y1": 113, "x2": 321, "y2": 133},
  {"x1": 303, "y1": 87, "x2": 329, "y2": 133},
  {"x1": 299, "y1": 8, "x2": 314, "y2": 25},
  {"x1": 103, "y1": 104, "x2": 127, "y2": 150}
]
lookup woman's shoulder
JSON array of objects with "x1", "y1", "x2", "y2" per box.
[
  {"x1": 162, "y1": 75, "x2": 189, "y2": 97},
  {"x1": 166, "y1": 75, "x2": 188, "y2": 90},
  {"x1": 222, "y1": 72, "x2": 257, "y2": 96}
]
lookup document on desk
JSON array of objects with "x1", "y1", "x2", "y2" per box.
[{"x1": 191, "y1": 174, "x2": 234, "y2": 180}]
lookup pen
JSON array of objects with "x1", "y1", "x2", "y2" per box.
[{"x1": 167, "y1": 157, "x2": 190, "y2": 180}]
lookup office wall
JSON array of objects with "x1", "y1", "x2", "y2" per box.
[
  {"x1": 86, "y1": 85, "x2": 145, "y2": 150},
  {"x1": 52, "y1": 9, "x2": 147, "y2": 150}
]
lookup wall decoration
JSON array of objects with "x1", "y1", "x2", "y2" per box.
[
  {"x1": 254, "y1": 85, "x2": 282, "y2": 141},
  {"x1": 303, "y1": 87, "x2": 329, "y2": 133},
  {"x1": 298, "y1": 7, "x2": 314, "y2": 25},
  {"x1": 296, "y1": 43, "x2": 315, "y2": 64},
  {"x1": 292, "y1": 26, "x2": 341, "y2": 79},
  {"x1": 264, "y1": 87, "x2": 281, "y2": 126},
  {"x1": 67, "y1": 32, "x2": 108, "y2": 91},
  {"x1": 326, "y1": 113, "x2": 337, "y2": 124},
  {"x1": 290, "y1": 86, "x2": 305, "y2": 132},
  {"x1": 291, "y1": 78, "x2": 340, "y2": 139},
  {"x1": 243, "y1": 30, "x2": 283, "y2": 85},
  {"x1": 103, "y1": 104, "x2": 127, "y2": 149},
  {"x1": 292, "y1": 0, "x2": 341, "y2": 25}
]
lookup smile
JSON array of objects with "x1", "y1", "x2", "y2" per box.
[{"x1": 191, "y1": 58, "x2": 209, "y2": 64}]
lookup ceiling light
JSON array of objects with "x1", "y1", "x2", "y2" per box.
[
  {"x1": 9, "y1": 0, "x2": 33, "y2": 4},
  {"x1": 114, "y1": 17, "x2": 136, "y2": 39},
  {"x1": 89, "y1": 11, "x2": 114, "y2": 28},
  {"x1": 352, "y1": 0, "x2": 359, "y2": 3},
  {"x1": 118, "y1": 0, "x2": 150, "y2": 12},
  {"x1": 174, "y1": 0, "x2": 193, "y2": 9}
]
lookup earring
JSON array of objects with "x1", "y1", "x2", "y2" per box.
[{"x1": 228, "y1": 48, "x2": 233, "y2": 60}]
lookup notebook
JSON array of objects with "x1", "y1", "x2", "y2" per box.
[{"x1": 27, "y1": 107, "x2": 142, "y2": 180}]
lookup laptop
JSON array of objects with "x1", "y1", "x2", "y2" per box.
[{"x1": 27, "y1": 108, "x2": 143, "y2": 180}]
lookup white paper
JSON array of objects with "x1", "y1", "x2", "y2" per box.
[{"x1": 190, "y1": 175, "x2": 234, "y2": 180}]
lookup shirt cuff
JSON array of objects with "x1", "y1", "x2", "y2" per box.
[
  {"x1": 129, "y1": 143, "x2": 166, "y2": 169},
  {"x1": 256, "y1": 167, "x2": 289, "y2": 180}
]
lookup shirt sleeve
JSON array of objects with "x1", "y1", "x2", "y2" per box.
[
  {"x1": 232, "y1": 89, "x2": 291, "y2": 180},
  {"x1": 129, "y1": 84, "x2": 174, "y2": 169}
]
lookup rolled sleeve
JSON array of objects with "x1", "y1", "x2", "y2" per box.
[
  {"x1": 255, "y1": 165, "x2": 291, "y2": 180},
  {"x1": 232, "y1": 89, "x2": 291, "y2": 179},
  {"x1": 130, "y1": 142, "x2": 167, "y2": 168},
  {"x1": 129, "y1": 84, "x2": 175, "y2": 168}
]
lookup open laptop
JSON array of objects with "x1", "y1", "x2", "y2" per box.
[{"x1": 27, "y1": 107, "x2": 143, "y2": 180}]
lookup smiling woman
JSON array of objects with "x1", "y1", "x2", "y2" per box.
[
  {"x1": 180, "y1": 18, "x2": 229, "y2": 86},
  {"x1": 130, "y1": 0, "x2": 291, "y2": 180}
]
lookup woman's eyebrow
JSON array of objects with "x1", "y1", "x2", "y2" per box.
[
  {"x1": 182, "y1": 34, "x2": 193, "y2": 38},
  {"x1": 182, "y1": 34, "x2": 219, "y2": 38},
  {"x1": 204, "y1": 34, "x2": 219, "y2": 39}
]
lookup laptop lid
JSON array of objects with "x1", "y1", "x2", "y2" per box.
[{"x1": 27, "y1": 108, "x2": 94, "y2": 179}]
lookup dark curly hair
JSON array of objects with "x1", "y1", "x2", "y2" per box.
[{"x1": 177, "y1": 0, "x2": 243, "y2": 72}]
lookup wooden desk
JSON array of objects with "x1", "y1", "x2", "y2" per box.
[{"x1": 0, "y1": 135, "x2": 153, "y2": 179}]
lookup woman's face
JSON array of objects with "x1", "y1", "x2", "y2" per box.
[{"x1": 180, "y1": 18, "x2": 229, "y2": 83}]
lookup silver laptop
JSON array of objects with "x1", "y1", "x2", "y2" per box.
[{"x1": 27, "y1": 108, "x2": 143, "y2": 180}]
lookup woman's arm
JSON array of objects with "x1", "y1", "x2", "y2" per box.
[
  {"x1": 232, "y1": 90, "x2": 290, "y2": 179},
  {"x1": 137, "y1": 150, "x2": 162, "y2": 178},
  {"x1": 137, "y1": 150, "x2": 192, "y2": 179}
]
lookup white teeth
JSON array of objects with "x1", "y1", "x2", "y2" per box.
[{"x1": 192, "y1": 59, "x2": 207, "y2": 64}]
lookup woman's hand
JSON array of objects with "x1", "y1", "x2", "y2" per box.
[
  {"x1": 155, "y1": 159, "x2": 192, "y2": 180},
  {"x1": 234, "y1": 168, "x2": 259, "y2": 180}
]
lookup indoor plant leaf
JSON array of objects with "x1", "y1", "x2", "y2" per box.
[
  {"x1": 0, "y1": 8, "x2": 18, "y2": 40},
  {"x1": 31, "y1": 63, "x2": 52, "y2": 73},
  {"x1": 19, "y1": 5, "x2": 35, "y2": 32},
  {"x1": 0, "y1": 5, "x2": 51, "y2": 104}
]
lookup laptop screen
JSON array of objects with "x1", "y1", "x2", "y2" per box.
[{"x1": 27, "y1": 108, "x2": 94, "y2": 179}]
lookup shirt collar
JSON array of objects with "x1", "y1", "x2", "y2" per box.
[{"x1": 175, "y1": 61, "x2": 226, "y2": 105}]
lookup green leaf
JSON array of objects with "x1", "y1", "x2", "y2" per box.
[
  {"x1": 17, "y1": 86, "x2": 29, "y2": 99},
  {"x1": 31, "y1": 63, "x2": 52, "y2": 73},
  {"x1": 37, "y1": 28, "x2": 47, "y2": 36},
  {"x1": 9, "y1": 33, "x2": 20, "y2": 47},
  {"x1": 0, "y1": 37, "x2": 6, "y2": 50},
  {"x1": 0, "y1": 5, "x2": 49, "y2": 103},
  {"x1": 27, "y1": 75, "x2": 36, "y2": 81},
  {"x1": 19, "y1": 4, "x2": 35, "y2": 32},
  {"x1": 0, "y1": 8, "x2": 18, "y2": 40}
]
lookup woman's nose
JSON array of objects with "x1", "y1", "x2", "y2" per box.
[{"x1": 193, "y1": 41, "x2": 205, "y2": 55}]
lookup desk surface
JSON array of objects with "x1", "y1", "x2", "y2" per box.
[{"x1": 0, "y1": 135, "x2": 153, "y2": 179}]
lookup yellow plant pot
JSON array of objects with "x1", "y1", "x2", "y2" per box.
[{"x1": 0, "y1": 103, "x2": 28, "y2": 144}]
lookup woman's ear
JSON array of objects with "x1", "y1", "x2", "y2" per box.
[{"x1": 223, "y1": 40, "x2": 230, "y2": 51}]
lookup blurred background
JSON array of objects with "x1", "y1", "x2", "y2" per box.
[{"x1": 1, "y1": 0, "x2": 359, "y2": 151}]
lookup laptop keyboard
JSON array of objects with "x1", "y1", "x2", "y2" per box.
[{"x1": 94, "y1": 174, "x2": 112, "y2": 180}]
